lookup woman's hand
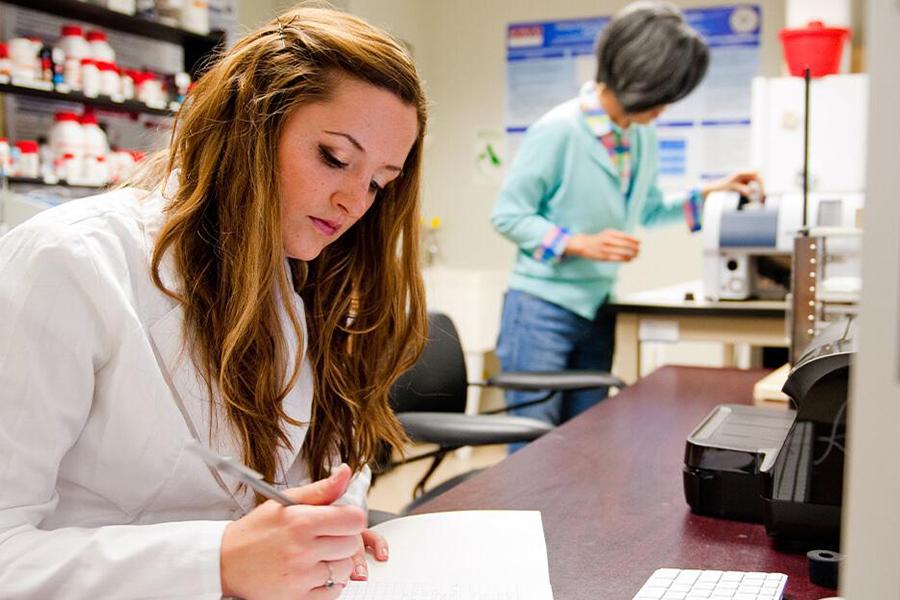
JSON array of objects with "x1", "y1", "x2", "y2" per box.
[
  {"x1": 349, "y1": 528, "x2": 390, "y2": 581},
  {"x1": 701, "y1": 170, "x2": 765, "y2": 201},
  {"x1": 220, "y1": 464, "x2": 366, "y2": 600},
  {"x1": 565, "y1": 229, "x2": 640, "y2": 262}
]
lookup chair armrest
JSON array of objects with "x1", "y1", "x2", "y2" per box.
[
  {"x1": 487, "y1": 370, "x2": 626, "y2": 391},
  {"x1": 368, "y1": 509, "x2": 398, "y2": 527},
  {"x1": 397, "y1": 412, "x2": 553, "y2": 447}
]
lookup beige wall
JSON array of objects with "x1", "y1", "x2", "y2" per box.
[
  {"x1": 347, "y1": 0, "x2": 786, "y2": 296},
  {"x1": 237, "y1": 0, "x2": 353, "y2": 29},
  {"x1": 236, "y1": 0, "x2": 277, "y2": 29},
  {"x1": 842, "y1": 0, "x2": 900, "y2": 595}
]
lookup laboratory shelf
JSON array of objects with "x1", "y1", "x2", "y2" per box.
[
  {"x1": 0, "y1": 0, "x2": 224, "y2": 75},
  {"x1": 4, "y1": 177, "x2": 104, "y2": 190},
  {"x1": 2, "y1": 0, "x2": 221, "y2": 47},
  {"x1": 0, "y1": 82, "x2": 174, "y2": 117}
]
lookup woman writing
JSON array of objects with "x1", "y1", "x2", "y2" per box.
[{"x1": 0, "y1": 7, "x2": 426, "y2": 599}]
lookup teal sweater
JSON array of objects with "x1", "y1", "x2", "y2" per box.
[{"x1": 491, "y1": 97, "x2": 688, "y2": 320}]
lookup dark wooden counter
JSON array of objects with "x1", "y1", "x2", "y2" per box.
[{"x1": 415, "y1": 366, "x2": 834, "y2": 600}]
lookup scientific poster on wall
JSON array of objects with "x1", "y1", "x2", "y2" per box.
[{"x1": 506, "y1": 4, "x2": 761, "y2": 192}]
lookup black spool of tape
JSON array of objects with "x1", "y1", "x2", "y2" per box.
[{"x1": 807, "y1": 549, "x2": 842, "y2": 589}]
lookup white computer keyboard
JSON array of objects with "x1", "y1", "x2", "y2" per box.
[{"x1": 633, "y1": 568, "x2": 788, "y2": 600}]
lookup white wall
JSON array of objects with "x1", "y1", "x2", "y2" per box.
[
  {"x1": 841, "y1": 0, "x2": 900, "y2": 596},
  {"x1": 348, "y1": 0, "x2": 787, "y2": 296}
]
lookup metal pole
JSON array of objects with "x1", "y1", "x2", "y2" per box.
[{"x1": 802, "y1": 67, "x2": 811, "y2": 228}]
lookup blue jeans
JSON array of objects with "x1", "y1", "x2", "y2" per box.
[{"x1": 495, "y1": 289, "x2": 616, "y2": 452}]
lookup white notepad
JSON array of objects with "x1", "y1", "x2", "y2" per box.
[{"x1": 341, "y1": 510, "x2": 554, "y2": 600}]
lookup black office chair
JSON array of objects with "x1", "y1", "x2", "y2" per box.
[{"x1": 384, "y1": 311, "x2": 625, "y2": 512}]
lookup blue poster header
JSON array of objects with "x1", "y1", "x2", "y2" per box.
[
  {"x1": 507, "y1": 17, "x2": 609, "y2": 58},
  {"x1": 507, "y1": 4, "x2": 760, "y2": 59}
]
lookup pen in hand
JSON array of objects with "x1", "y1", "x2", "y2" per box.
[
  {"x1": 185, "y1": 440, "x2": 296, "y2": 506},
  {"x1": 192, "y1": 442, "x2": 365, "y2": 597}
]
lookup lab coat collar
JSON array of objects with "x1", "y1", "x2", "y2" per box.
[
  {"x1": 142, "y1": 197, "x2": 241, "y2": 504},
  {"x1": 144, "y1": 177, "x2": 310, "y2": 512}
]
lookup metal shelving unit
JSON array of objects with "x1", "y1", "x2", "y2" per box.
[
  {"x1": 1, "y1": 0, "x2": 224, "y2": 76},
  {"x1": 0, "y1": 82, "x2": 174, "y2": 117},
  {"x1": 4, "y1": 176, "x2": 104, "y2": 190},
  {"x1": 0, "y1": 1, "x2": 224, "y2": 231}
]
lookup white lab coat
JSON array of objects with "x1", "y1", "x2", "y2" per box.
[{"x1": 0, "y1": 184, "x2": 370, "y2": 598}]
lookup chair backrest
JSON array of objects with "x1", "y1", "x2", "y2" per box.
[{"x1": 390, "y1": 312, "x2": 468, "y2": 414}]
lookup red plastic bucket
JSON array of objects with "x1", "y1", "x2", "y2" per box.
[{"x1": 779, "y1": 21, "x2": 850, "y2": 77}]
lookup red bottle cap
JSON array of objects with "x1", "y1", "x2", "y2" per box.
[
  {"x1": 16, "y1": 140, "x2": 39, "y2": 153},
  {"x1": 61, "y1": 25, "x2": 84, "y2": 37}
]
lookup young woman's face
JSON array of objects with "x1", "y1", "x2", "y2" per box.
[{"x1": 277, "y1": 76, "x2": 418, "y2": 261}]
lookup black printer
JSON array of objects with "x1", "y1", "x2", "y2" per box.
[
  {"x1": 759, "y1": 317, "x2": 855, "y2": 550},
  {"x1": 683, "y1": 317, "x2": 854, "y2": 549},
  {"x1": 684, "y1": 404, "x2": 795, "y2": 522}
]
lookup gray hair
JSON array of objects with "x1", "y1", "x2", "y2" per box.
[{"x1": 595, "y1": 1, "x2": 709, "y2": 114}]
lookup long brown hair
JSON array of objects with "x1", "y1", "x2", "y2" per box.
[{"x1": 148, "y1": 6, "x2": 427, "y2": 492}]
